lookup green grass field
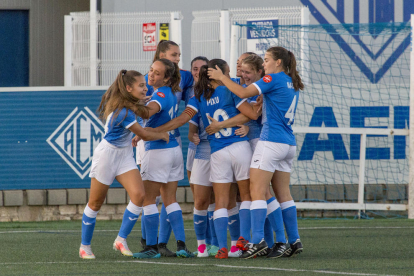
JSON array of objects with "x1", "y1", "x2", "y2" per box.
[{"x1": 1, "y1": 219, "x2": 413, "y2": 275}]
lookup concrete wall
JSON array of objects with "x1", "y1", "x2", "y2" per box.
[{"x1": 0, "y1": 0, "x2": 89, "y2": 86}]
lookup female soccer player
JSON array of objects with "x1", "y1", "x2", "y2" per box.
[
  {"x1": 79, "y1": 70, "x2": 169, "y2": 259},
  {"x1": 133, "y1": 58, "x2": 193, "y2": 259},
  {"x1": 150, "y1": 59, "x2": 261, "y2": 259},
  {"x1": 208, "y1": 46, "x2": 304, "y2": 259}
]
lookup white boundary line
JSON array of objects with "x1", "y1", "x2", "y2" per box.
[{"x1": 0, "y1": 260, "x2": 399, "y2": 276}]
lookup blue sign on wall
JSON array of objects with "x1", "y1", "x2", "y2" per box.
[{"x1": 0, "y1": 89, "x2": 190, "y2": 190}]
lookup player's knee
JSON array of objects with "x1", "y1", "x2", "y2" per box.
[
  {"x1": 129, "y1": 191, "x2": 145, "y2": 206},
  {"x1": 88, "y1": 200, "x2": 104, "y2": 211}
]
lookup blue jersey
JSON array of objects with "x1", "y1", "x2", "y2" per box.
[
  {"x1": 245, "y1": 94, "x2": 263, "y2": 140},
  {"x1": 186, "y1": 84, "x2": 197, "y2": 151},
  {"x1": 189, "y1": 112, "x2": 211, "y2": 160},
  {"x1": 252, "y1": 72, "x2": 299, "y2": 146},
  {"x1": 104, "y1": 108, "x2": 137, "y2": 148},
  {"x1": 144, "y1": 86, "x2": 179, "y2": 150},
  {"x1": 187, "y1": 86, "x2": 248, "y2": 154}
]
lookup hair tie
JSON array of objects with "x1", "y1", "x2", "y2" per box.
[{"x1": 122, "y1": 70, "x2": 127, "y2": 75}]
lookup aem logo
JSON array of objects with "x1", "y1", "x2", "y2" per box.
[{"x1": 47, "y1": 107, "x2": 104, "y2": 179}]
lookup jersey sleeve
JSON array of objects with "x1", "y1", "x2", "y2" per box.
[
  {"x1": 148, "y1": 90, "x2": 169, "y2": 111},
  {"x1": 231, "y1": 90, "x2": 247, "y2": 108},
  {"x1": 249, "y1": 95, "x2": 259, "y2": 103},
  {"x1": 119, "y1": 109, "x2": 137, "y2": 129},
  {"x1": 187, "y1": 96, "x2": 199, "y2": 112},
  {"x1": 252, "y1": 74, "x2": 275, "y2": 95},
  {"x1": 189, "y1": 111, "x2": 200, "y2": 126}
]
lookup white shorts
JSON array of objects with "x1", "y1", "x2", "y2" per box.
[
  {"x1": 89, "y1": 139, "x2": 138, "y2": 185},
  {"x1": 176, "y1": 136, "x2": 182, "y2": 148},
  {"x1": 210, "y1": 141, "x2": 252, "y2": 183},
  {"x1": 141, "y1": 146, "x2": 184, "y2": 183},
  {"x1": 136, "y1": 139, "x2": 145, "y2": 165},
  {"x1": 190, "y1": 159, "x2": 212, "y2": 187},
  {"x1": 186, "y1": 147, "x2": 196, "y2": 171},
  {"x1": 249, "y1": 138, "x2": 260, "y2": 152},
  {"x1": 250, "y1": 141, "x2": 296, "y2": 173}
]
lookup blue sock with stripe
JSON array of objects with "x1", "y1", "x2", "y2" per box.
[
  {"x1": 159, "y1": 203, "x2": 173, "y2": 244},
  {"x1": 239, "y1": 201, "x2": 251, "y2": 241},
  {"x1": 250, "y1": 200, "x2": 267, "y2": 244},
  {"x1": 193, "y1": 208, "x2": 207, "y2": 242},
  {"x1": 208, "y1": 204, "x2": 219, "y2": 247},
  {"x1": 140, "y1": 213, "x2": 146, "y2": 240},
  {"x1": 143, "y1": 204, "x2": 159, "y2": 246},
  {"x1": 205, "y1": 213, "x2": 212, "y2": 245},
  {"x1": 213, "y1": 208, "x2": 228, "y2": 249},
  {"x1": 166, "y1": 203, "x2": 186, "y2": 242},
  {"x1": 227, "y1": 206, "x2": 240, "y2": 242},
  {"x1": 264, "y1": 218, "x2": 274, "y2": 246},
  {"x1": 267, "y1": 197, "x2": 287, "y2": 243},
  {"x1": 81, "y1": 204, "x2": 99, "y2": 245},
  {"x1": 118, "y1": 201, "x2": 142, "y2": 239},
  {"x1": 281, "y1": 200, "x2": 300, "y2": 244}
]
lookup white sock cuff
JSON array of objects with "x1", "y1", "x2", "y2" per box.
[
  {"x1": 155, "y1": 196, "x2": 162, "y2": 206},
  {"x1": 267, "y1": 199, "x2": 280, "y2": 216},
  {"x1": 143, "y1": 204, "x2": 158, "y2": 216},
  {"x1": 228, "y1": 206, "x2": 239, "y2": 217},
  {"x1": 127, "y1": 201, "x2": 143, "y2": 216},
  {"x1": 240, "y1": 201, "x2": 252, "y2": 210},
  {"x1": 280, "y1": 200, "x2": 295, "y2": 210},
  {"x1": 208, "y1": 203, "x2": 216, "y2": 212},
  {"x1": 84, "y1": 204, "x2": 99, "y2": 218},
  {"x1": 193, "y1": 208, "x2": 208, "y2": 216},
  {"x1": 250, "y1": 200, "x2": 267, "y2": 210},
  {"x1": 166, "y1": 202, "x2": 181, "y2": 214},
  {"x1": 213, "y1": 208, "x2": 228, "y2": 220},
  {"x1": 236, "y1": 202, "x2": 241, "y2": 209}
]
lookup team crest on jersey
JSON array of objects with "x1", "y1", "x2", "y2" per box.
[
  {"x1": 263, "y1": 75, "x2": 272, "y2": 83},
  {"x1": 46, "y1": 107, "x2": 104, "y2": 179},
  {"x1": 300, "y1": 0, "x2": 414, "y2": 83},
  {"x1": 157, "y1": 92, "x2": 165, "y2": 98}
]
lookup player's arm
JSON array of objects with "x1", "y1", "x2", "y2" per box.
[
  {"x1": 205, "y1": 113, "x2": 250, "y2": 135},
  {"x1": 237, "y1": 101, "x2": 260, "y2": 120},
  {"x1": 208, "y1": 66, "x2": 259, "y2": 98},
  {"x1": 152, "y1": 106, "x2": 197, "y2": 133},
  {"x1": 129, "y1": 122, "x2": 169, "y2": 143},
  {"x1": 188, "y1": 122, "x2": 200, "y2": 145},
  {"x1": 140, "y1": 101, "x2": 160, "y2": 119}
]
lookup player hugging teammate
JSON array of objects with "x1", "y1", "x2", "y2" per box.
[{"x1": 81, "y1": 41, "x2": 304, "y2": 260}]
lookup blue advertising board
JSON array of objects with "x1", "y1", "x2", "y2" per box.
[{"x1": 0, "y1": 88, "x2": 190, "y2": 190}]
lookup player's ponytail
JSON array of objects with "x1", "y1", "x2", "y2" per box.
[
  {"x1": 266, "y1": 46, "x2": 304, "y2": 91},
  {"x1": 98, "y1": 69, "x2": 149, "y2": 125},
  {"x1": 194, "y1": 59, "x2": 228, "y2": 101},
  {"x1": 153, "y1": 40, "x2": 179, "y2": 63},
  {"x1": 157, "y1": 58, "x2": 181, "y2": 93}
]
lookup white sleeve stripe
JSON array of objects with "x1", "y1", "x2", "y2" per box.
[
  {"x1": 149, "y1": 100, "x2": 162, "y2": 113},
  {"x1": 187, "y1": 104, "x2": 198, "y2": 112},
  {"x1": 125, "y1": 120, "x2": 137, "y2": 129},
  {"x1": 189, "y1": 120, "x2": 198, "y2": 126},
  {"x1": 253, "y1": 83, "x2": 262, "y2": 95},
  {"x1": 236, "y1": 98, "x2": 248, "y2": 108}
]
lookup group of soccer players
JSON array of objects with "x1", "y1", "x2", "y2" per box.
[{"x1": 79, "y1": 39, "x2": 304, "y2": 260}]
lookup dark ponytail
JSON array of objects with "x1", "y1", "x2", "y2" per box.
[
  {"x1": 157, "y1": 58, "x2": 181, "y2": 93},
  {"x1": 153, "y1": 40, "x2": 179, "y2": 63},
  {"x1": 194, "y1": 59, "x2": 228, "y2": 101},
  {"x1": 266, "y1": 46, "x2": 304, "y2": 91}
]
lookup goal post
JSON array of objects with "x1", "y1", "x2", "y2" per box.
[{"x1": 409, "y1": 14, "x2": 414, "y2": 219}]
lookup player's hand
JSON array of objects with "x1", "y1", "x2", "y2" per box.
[
  {"x1": 207, "y1": 65, "x2": 224, "y2": 81},
  {"x1": 191, "y1": 133, "x2": 201, "y2": 145},
  {"x1": 141, "y1": 96, "x2": 151, "y2": 104},
  {"x1": 253, "y1": 98, "x2": 262, "y2": 115},
  {"x1": 161, "y1": 132, "x2": 170, "y2": 143},
  {"x1": 131, "y1": 136, "x2": 141, "y2": 147},
  {"x1": 205, "y1": 115, "x2": 222, "y2": 134},
  {"x1": 235, "y1": 125, "x2": 249, "y2": 137}
]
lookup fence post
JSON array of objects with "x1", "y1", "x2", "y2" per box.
[
  {"x1": 300, "y1": 6, "x2": 310, "y2": 85},
  {"x1": 409, "y1": 14, "x2": 414, "y2": 219},
  {"x1": 220, "y1": 10, "x2": 231, "y2": 63},
  {"x1": 229, "y1": 24, "x2": 240, "y2": 78},
  {"x1": 357, "y1": 133, "x2": 367, "y2": 218},
  {"x1": 171, "y1": 12, "x2": 183, "y2": 69},
  {"x1": 90, "y1": 0, "x2": 97, "y2": 86},
  {"x1": 64, "y1": 15, "x2": 73, "y2": 87}
]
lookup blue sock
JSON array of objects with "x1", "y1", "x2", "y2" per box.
[
  {"x1": 239, "y1": 201, "x2": 251, "y2": 241},
  {"x1": 159, "y1": 204, "x2": 172, "y2": 244},
  {"x1": 264, "y1": 218, "x2": 274, "y2": 246},
  {"x1": 281, "y1": 201, "x2": 300, "y2": 244},
  {"x1": 208, "y1": 209, "x2": 218, "y2": 247},
  {"x1": 141, "y1": 212, "x2": 146, "y2": 240},
  {"x1": 166, "y1": 203, "x2": 186, "y2": 242},
  {"x1": 81, "y1": 205, "x2": 98, "y2": 245},
  {"x1": 118, "y1": 201, "x2": 142, "y2": 239},
  {"x1": 213, "y1": 208, "x2": 228, "y2": 249},
  {"x1": 193, "y1": 208, "x2": 207, "y2": 241},
  {"x1": 143, "y1": 205, "x2": 159, "y2": 246},
  {"x1": 267, "y1": 197, "x2": 287, "y2": 243},
  {"x1": 227, "y1": 207, "x2": 240, "y2": 242},
  {"x1": 250, "y1": 200, "x2": 267, "y2": 244},
  {"x1": 206, "y1": 214, "x2": 212, "y2": 245}
]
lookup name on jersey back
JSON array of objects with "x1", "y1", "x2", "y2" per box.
[{"x1": 207, "y1": 96, "x2": 220, "y2": 106}]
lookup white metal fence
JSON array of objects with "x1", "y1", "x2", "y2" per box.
[{"x1": 66, "y1": 11, "x2": 182, "y2": 86}]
